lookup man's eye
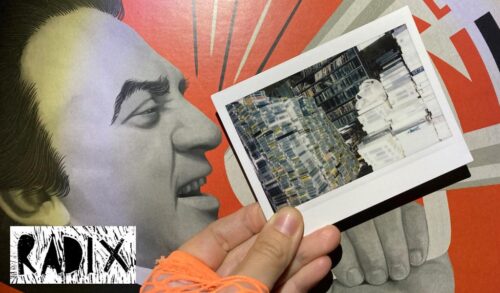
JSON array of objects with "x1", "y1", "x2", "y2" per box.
[
  {"x1": 137, "y1": 107, "x2": 157, "y2": 115},
  {"x1": 126, "y1": 105, "x2": 161, "y2": 128}
]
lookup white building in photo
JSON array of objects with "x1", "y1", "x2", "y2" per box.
[{"x1": 356, "y1": 26, "x2": 452, "y2": 171}]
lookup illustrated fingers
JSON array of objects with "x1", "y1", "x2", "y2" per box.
[
  {"x1": 332, "y1": 231, "x2": 364, "y2": 287},
  {"x1": 374, "y1": 207, "x2": 410, "y2": 280},
  {"x1": 233, "y1": 207, "x2": 304, "y2": 289},
  {"x1": 402, "y1": 202, "x2": 429, "y2": 266},
  {"x1": 276, "y1": 256, "x2": 333, "y2": 293},
  {"x1": 346, "y1": 220, "x2": 388, "y2": 285},
  {"x1": 180, "y1": 203, "x2": 266, "y2": 270}
]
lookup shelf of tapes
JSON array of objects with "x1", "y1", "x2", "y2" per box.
[
  {"x1": 292, "y1": 48, "x2": 369, "y2": 130},
  {"x1": 228, "y1": 92, "x2": 359, "y2": 209}
]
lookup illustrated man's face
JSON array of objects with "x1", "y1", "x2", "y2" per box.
[{"x1": 20, "y1": 8, "x2": 222, "y2": 266}]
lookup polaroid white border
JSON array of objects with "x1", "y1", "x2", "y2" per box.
[{"x1": 212, "y1": 6, "x2": 472, "y2": 234}]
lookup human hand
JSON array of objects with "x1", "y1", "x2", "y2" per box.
[
  {"x1": 180, "y1": 203, "x2": 341, "y2": 292},
  {"x1": 330, "y1": 201, "x2": 453, "y2": 292}
]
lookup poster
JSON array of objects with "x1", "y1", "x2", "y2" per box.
[{"x1": 1, "y1": 0, "x2": 499, "y2": 292}]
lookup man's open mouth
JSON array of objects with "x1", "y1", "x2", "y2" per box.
[{"x1": 177, "y1": 177, "x2": 206, "y2": 197}]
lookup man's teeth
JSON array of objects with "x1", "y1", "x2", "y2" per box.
[{"x1": 179, "y1": 177, "x2": 206, "y2": 195}]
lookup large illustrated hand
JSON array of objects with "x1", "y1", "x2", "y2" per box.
[
  {"x1": 330, "y1": 202, "x2": 453, "y2": 292},
  {"x1": 332, "y1": 253, "x2": 453, "y2": 292}
]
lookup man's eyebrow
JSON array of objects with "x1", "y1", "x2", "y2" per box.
[{"x1": 111, "y1": 76, "x2": 169, "y2": 125}]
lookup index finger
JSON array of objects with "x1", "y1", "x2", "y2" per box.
[{"x1": 180, "y1": 203, "x2": 266, "y2": 270}]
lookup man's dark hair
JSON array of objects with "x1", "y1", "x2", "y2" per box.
[
  {"x1": 0, "y1": 3, "x2": 129, "y2": 289},
  {"x1": 0, "y1": 0, "x2": 124, "y2": 201}
]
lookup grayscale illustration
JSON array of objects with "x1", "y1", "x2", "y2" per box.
[{"x1": 0, "y1": 0, "x2": 222, "y2": 280}]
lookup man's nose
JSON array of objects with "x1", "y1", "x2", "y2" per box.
[{"x1": 172, "y1": 102, "x2": 222, "y2": 152}]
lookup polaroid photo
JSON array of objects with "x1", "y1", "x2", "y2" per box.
[{"x1": 212, "y1": 6, "x2": 472, "y2": 234}]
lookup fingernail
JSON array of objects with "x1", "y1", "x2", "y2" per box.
[
  {"x1": 410, "y1": 250, "x2": 423, "y2": 265},
  {"x1": 366, "y1": 269, "x2": 387, "y2": 285},
  {"x1": 390, "y1": 264, "x2": 408, "y2": 280},
  {"x1": 273, "y1": 209, "x2": 299, "y2": 237},
  {"x1": 346, "y1": 268, "x2": 363, "y2": 286}
]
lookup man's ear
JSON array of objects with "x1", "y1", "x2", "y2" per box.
[{"x1": 0, "y1": 189, "x2": 70, "y2": 225}]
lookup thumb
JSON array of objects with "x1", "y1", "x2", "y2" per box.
[{"x1": 233, "y1": 207, "x2": 304, "y2": 289}]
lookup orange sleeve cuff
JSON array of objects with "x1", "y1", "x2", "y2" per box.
[{"x1": 141, "y1": 250, "x2": 269, "y2": 293}]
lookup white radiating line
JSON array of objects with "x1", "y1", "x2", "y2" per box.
[
  {"x1": 459, "y1": 163, "x2": 500, "y2": 183},
  {"x1": 464, "y1": 123, "x2": 500, "y2": 151},
  {"x1": 210, "y1": 0, "x2": 219, "y2": 56},
  {"x1": 317, "y1": 0, "x2": 372, "y2": 44},
  {"x1": 423, "y1": 190, "x2": 451, "y2": 260},
  {"x1": 233, "y1": 0, "x2": 273, "y2": 83}
]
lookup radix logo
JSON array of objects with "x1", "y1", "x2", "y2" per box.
[{"x1": 10, "y1": 226, "x2": 136, "y2": 284}]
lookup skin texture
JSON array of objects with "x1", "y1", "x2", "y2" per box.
[
  {"x1": 331, "y1": 202, "x2": 454, "y2": 292},
  {"x1": 19, "y1": 8, "x2": 222, "y2": 267},
  {"x1": 180, "y1": 203, "x2": 341, "y2": 292}
]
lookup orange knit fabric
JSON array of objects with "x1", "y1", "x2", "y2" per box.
[{"x1": 141, "y1": 251, "x2": 269, "y2": 293}]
